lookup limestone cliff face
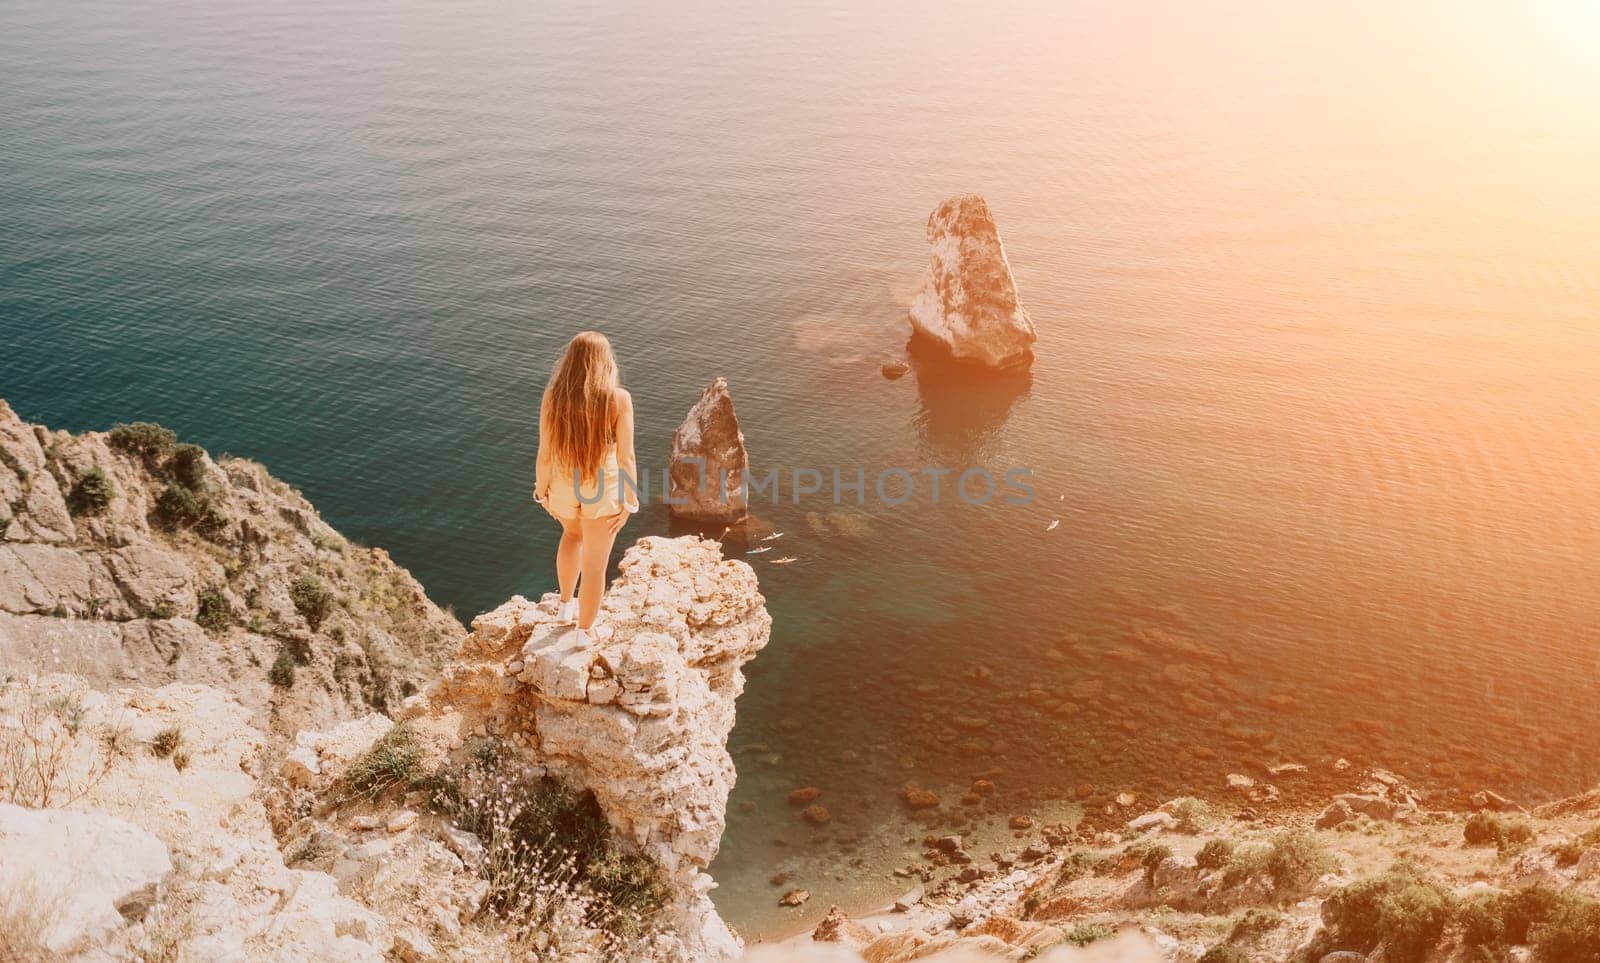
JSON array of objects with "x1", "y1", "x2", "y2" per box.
[
  {"x1": 0, "y1": 675, "x2": 392, "y2": 962},
  {"x1": 4, "y1": 532, "x2": 767, "y2": 960},
  {"x1": 0, "y1": 400, "x2": 462, "y2": 736},
  {"x1": 908, "y1": 194, "x2": 1038, "y2": 370},
  {"x1": 2, "y1": 401, "x2": 770, "y2": 960},
  {"x1": 401, "y1": 535, "x2": 771, "y2": 959}
]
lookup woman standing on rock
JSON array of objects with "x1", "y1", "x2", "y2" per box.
[{"x1": 533, "y1": 331, "x2": 639, "y2": 640}]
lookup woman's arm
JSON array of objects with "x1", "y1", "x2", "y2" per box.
[
  {"x1": 614, "y1": 388, "x2": 639, "y2": 515},
  {"x1": 533, "y1": 394, "x2": 552, "y2": 505}
]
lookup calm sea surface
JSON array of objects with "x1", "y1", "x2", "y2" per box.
[{"x1": 4, "y1": 0, "x2": 1600, "y2": 938}]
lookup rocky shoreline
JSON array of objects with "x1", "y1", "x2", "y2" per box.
[{"x1": 754, "y1": 768, "x2": 1600, "y2": 961}]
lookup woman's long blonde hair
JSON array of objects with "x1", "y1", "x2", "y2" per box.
[{"x1": 542, "y1": 331, "x2": 621, "y2": 479}]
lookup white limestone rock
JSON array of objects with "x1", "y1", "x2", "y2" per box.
[
  {"x1": 908, "y1": 194, "x2": 1037, "y2": 369},
  {"x1": 412, "y1": 535, "x2": 771, "y2": 960},
  {"x1": 282, "y1": 713, "x2": 396, "y2": 789},
  {"x1": 0, "y1": 803, "x2": 173, "y2": 957},
  {"x1": 0, "y1": 676, "x2": 395, "y2": 962}
]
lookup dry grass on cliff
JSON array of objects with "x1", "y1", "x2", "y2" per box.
[
  {"x1": 0, "y1": 869, "x2": 71, "y2": 963},
  {"x1": 0, "y1": 683, "x2": 122, "y2": 809},
  {"x1": 427, "y1": 741, "x2": 671, "y2": 959},
  {"x1": 341, "y1": 722, "x2": 424, "y2": 802}
]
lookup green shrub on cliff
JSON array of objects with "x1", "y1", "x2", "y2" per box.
[
  {"x1": 1532, "y1": 893, "x2": 1600, "y2": 962},
  {"x1": 1196, "y1": 838, "x2": 1235, "y2": 870},
  {"x1": 1315, "y1": 863, "x2": 1453, "y2": 963},
  {"x1": 1061, "y1": 922, "x2": 1114, "y2": 947},
  {"x1": 268, "y1": 649, "x2": 296, "y2": 688},
  {"x1": 108, "y1": 422, "x2": 176, "y2": 458},
  {"x1": 1054, "y1": 849, "x2": 1105, "y2": 884},
  {"x1": 1455, "y1": 889, "x2": 1504, "y2": 947},
  {"x1": 1228, "y1": 908, "x2": 1283, "y2": 940},
  {"x1": 344, "y1": 723, "x2": 422, "y2": 801},
  {"x1": 1464, "y1": 811, "x2": 1535, "y2": 851},
  {"x1": 197, "y1": 503, "x2": 229, "y2": 537},
  {"x1": 67, "y1": 467, "x2": 112, "y2": 516},
  {"x1": 290, "y1": 574, "x2": 333, "y2": 630},
  {"x1": 1167, "y1": 796, "x2": 1213, "y2": 833},
  {"x1": 167, "y1": 443, "x2": 208, "y2": 490},
  {"x1": 195, "y1": 588, "x2": 231, "y2": 633},
  {"x1": 1459, "y1": 884, "x2": 1593, "y2": 951},
  {"x1": 1223, "y1": 831, "x2": 1333, "y2": 896},
  {"x1": 105, "y1": 425, "x2": 229, "y2": 540},
  {"x1": 154, "y1": 482, "x2": 205, "y2": 530},
  {"x1": 1138, "y1": 842, "x2": 1172, "y2": 883}
]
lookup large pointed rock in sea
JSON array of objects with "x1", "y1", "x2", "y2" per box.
[
  {"x1": 908, "y1": 194, "x2": 1037, "y2": 369},
  {"x1": 669, "y1": 377, "x2": 750, "y2": 524}
]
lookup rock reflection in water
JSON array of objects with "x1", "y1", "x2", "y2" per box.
[{"x1": 907, "y1": 343, "x2": 1034, "y2": 461}]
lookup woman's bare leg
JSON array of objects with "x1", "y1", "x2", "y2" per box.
[
  {"x1": 576, "y1": 513, "x2": 622, "y2": 629},
  {"x1": 556, "y1": 515, "x2": 582, "y2": 602}
]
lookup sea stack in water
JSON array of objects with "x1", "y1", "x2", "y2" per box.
[
  {"x1": 669, "y1": 377, "x2": 750, "y2": 524},
  {"x1": 908, "y1": 194, "x2": 1037, "y2": 369}
]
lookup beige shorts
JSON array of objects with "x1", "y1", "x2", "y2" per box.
[{"x1": 545, "y1": 456, "x2": 629, "y2": 520}]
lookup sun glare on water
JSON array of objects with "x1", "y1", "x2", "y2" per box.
[{"x1": 1479, "y1": 1, "x2": 1600, "y2": 95}]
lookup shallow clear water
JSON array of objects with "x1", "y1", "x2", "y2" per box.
[{"x1": 4, "y1": 0, "x2": 1600, "y2": 939}]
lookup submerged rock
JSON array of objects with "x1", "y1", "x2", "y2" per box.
[
  {"x1": 908, "y1": 194, "x2": 1037, "y2": 370},
  {"x1": 668, "y1": 378, "x2": 750, "y2": 524}
]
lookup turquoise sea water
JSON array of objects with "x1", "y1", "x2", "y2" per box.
[{"x1": 5, "y1": 0, "x2": 1600, "y2": 938}]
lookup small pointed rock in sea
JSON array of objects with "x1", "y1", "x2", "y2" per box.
[
  {"x1": 779, "y1": 889, "x2": 810, "y2": 907},
  {"x1": 668, "y1": 378, "x2": 751, "y2": 524}
]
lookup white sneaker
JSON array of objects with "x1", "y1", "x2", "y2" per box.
[
  {"x1": 573, "y1": 623, "x2": 612, "y2": 645},
  {"x1": 559, "y1": 598, "x2": 578, "y2": 623}
]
